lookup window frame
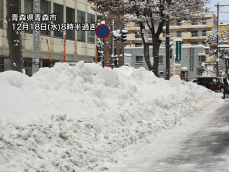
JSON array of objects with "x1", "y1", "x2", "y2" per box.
[
  {"x1": 0, "y1": 0, "x2": 3, "y2": 28},
  {"x1": 159, "y1": 55, "x2": 163, "y2": 64},
  {"x1": 135, "y1": 32, "x2": 141, "y2": 39},
  {"x1": 135, "y1": 43, "x2": 142, "y2": 47},
  {"x1": 77, "y1": 10, "x2": 86, "y2": 42},
  {"x1": 202, "y1": 30, "x2": 207, "y2": 36},
  {"x1": 66, "y1": 7, "x2": 75, "y2": 40},
  {"x1": 191, "y1": 42, "x2": 198, "y2": 46},
  {"x1": 135, "y1": 55, "x2": 144, "y2": 64},
  {"x1": 87, "y1": 13, "x2": 95, "y2": 44},
  {"x1": 191, "y1": 31, "x2": 198, "y2": 37},
  {"x1": 177, "y1": 31, "x2": 183, "y2": 37},
  {"x1": 54, "y1": 3, "x2": 64, "y2": 38}
]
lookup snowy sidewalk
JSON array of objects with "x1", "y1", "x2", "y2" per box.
[{"x1": 107, "y1": 102, "x2": 229, "y2": 172}]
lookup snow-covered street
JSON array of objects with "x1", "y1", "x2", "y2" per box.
[
  {"x1": 0, "y1": 62, "x2": 223, "y2": 172},
  {"x1": 108, "y1": 102, "x2": 229, "y2": 172}
]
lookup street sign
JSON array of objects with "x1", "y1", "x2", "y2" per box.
[
  {"x1": 176, "y1": 41, "x2": 181, "y2": 61},
  {"x1": 95, "y1": 24, "x2": 110, "y2": 39}
]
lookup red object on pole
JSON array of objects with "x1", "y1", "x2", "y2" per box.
[
  {"x1": 63, "y1": 34, "x2": 66, "y2": 62},
  {"x1": 107, "y1": 42, "x2": 109, "y2": 67},
  {"x1": 46, "y1": 38, "x2": 53, "y2": 67}
]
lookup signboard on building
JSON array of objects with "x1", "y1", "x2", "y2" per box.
[
  {"x1": 176, "y1": 41, "x2": 181, "y2": 61},
  {"x1": 170, "y1": 65, "x2": 181, "y2": 77}
]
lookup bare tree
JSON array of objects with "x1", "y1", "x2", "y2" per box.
[
  {"x1": 87, "y1": 0, "x2": 209, "y2": 76},
  {"x1": 6, "y1": 0, "x2": 23, "y2": 72},
  {"x1": 205, "y1": 28, "x2": 229, "y2": 77}
]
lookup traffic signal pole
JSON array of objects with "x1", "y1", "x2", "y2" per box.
[
  {"x1": 111, "y1": 20, "x2": 114, "y2": 69},
  {"x1": 166, "y1": 18, "x2": 170, "y2": 80}
]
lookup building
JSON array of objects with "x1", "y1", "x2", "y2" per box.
[
  {"x1": 0, "y1": 0, "x2": 97, "y2": 76},
  {"x1": 125, "y1": 12, "x2": 216, "y2": 62},
  {"x1": 124, "y1": 45, "x2": 207, "y2": 81}
]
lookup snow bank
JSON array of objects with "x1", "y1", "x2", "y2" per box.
[{"x1": 0, "y1": 62, "x2": 222, "y2": 172}]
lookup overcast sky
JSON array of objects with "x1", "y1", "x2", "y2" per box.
[{"x1": 206, "y1": 0, "x2": 229, "y2": 24}]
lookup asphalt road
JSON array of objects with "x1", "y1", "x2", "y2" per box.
[
  {"x1": 154, "y1": 102, "x2": 229, "y2": 172},
  {"x1": 108, "y1": 101, "x2": 229, "y2": 172}
]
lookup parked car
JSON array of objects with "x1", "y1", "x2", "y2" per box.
[
  {"x1": 197, "y1": 77, "x2": 224, "y2": 92},
  {"x1": 190, "y1": 79, "x2": 197, "y2": 83}
]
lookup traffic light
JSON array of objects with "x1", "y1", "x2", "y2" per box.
[
  {"x1": 121, "y1": 30, "x2": 128, "y2": 42},
  {"x1": 114, "y1": 58, "x2": 118, "y2": 66},
  {"x1": 170, "y1": 42, "x2": 173, "y2": 58}
]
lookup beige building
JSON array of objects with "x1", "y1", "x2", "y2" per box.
[
  {"x1": 0, "y1": 0, "x2": 97, "y2": 76},
  {"x1": 125, "y1": 12, "x2": 217, "y2": 62}
]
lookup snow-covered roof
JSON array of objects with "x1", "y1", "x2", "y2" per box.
[
  {"x1": 198, "y1": 53, "x2": 206, "y2": 56},
  {"x1": 181, "y1": 67, "x2": 188, "y2": 71},
  {"x1": 218, "y1": 45, "x2": 229, "y2": 48},
  {"x1": 124, "y1": 53, "x2": 132, "y2": 56}
]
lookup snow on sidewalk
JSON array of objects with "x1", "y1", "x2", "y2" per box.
[{"x1": 0, "y1": 62, "x2": 222, "y2": 172}]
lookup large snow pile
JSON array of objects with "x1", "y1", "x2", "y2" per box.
[{"x1": 0, "y1": 62, "x2": 221, "y2": 172}]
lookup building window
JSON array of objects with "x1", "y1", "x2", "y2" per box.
[
  {"x1": 87, "y1": 13, "x2": 95, "y2": 43},
  {"x1": 135, "y1": 43, "x2": 142, "y2": 47},
  {"x1": 135, "y1": 56, "x2": 143, "y2": 64},
  {"x1": 119, "y1": 24, "x2": 122, "y2": 31},
  {"x1": 199, "y1": 56, "x2": 206, "y2": 62},
  {"x1": 191, "y1": 31, "x2": 198, "y2": 37},
  {"x1": 40, "y1": 0, "x2": 51, "y2": 35},
  {"x1": 177, "y1": 21, "x2": 181, "y2": 26},
  {"x1": 181, "y1": 71, "x2": 186, "y2": 79},
  {"x1": 114, "y1": 23, "x2": 116, "y2": 31},
  {"x1": 124, "y1": 43, "x2": 128, "y2": 47},
  {"x1": 109, "y1": 44, "x2": 111, "y2": 54},
  {"x1": 135, "y1": 23, "x2": 140, "y2": 27},
  {"x1": 202, "y1": 30, "x2": 207, "y2": 36},
  {"x1": 149, "y1": 43, "x2": 153, "y2": 46},
  {"x1": 66, "y1": 7, "x2": 75, "y2": 40},
  {"x1": 159, "y1": 55, "x2": 163, "y2": 64},
  {"x1": 114, "y1": 45, "x2": 116, "y2": 55},
  {"x1": 148, "y1": 32, "x2": 152, "y2": 38},
  {"x1": 109, "y1": 21, "x2": 111, "y2": 29},
  {"x1": 177, "y1": 31, "x2": 183, "y2": 37},
  {"x1": 0, "y1": 58, "x2": 4, "y2": 72},
  {"x1": 24, "y1": 0, "x2": 33, "y2": 33},
  {"x1": 202, "y1": 41, "x2": 206, "y2": 46},
  {"x1": 202, "y1": 20, "x2": 206, "y2": 25},
  {"x1": 135, "y1": 32, "x2": 141, "y2": 39},
  {"x1": 159, "y1": 71, "x2": 164, "y2": 75},
  {"x1": 190, "y1": 42, "x2": 198, "y2": 46},
  {"x1": 192, "y1": 21, "x2": 198, "y2": 25},
  {"x1": 77, "y1": 10, "x2": 85, "y2": 42},
  {"x1": 119, "y1": 45, "x2": 122, "y2": 54},
  {"x1": 0, "y1": 0, "x2": 3, "y2": 28},
  {"x1": 54, "y1": 3, "x2": 63, "y2": 38}
]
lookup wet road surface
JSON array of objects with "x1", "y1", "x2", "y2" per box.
[
  {"x1": 108, "y1": 102, "x2": 229, "y2": 172},
  {"x1": 156, "y1": 103, "x2": 229, "y2": 172}
]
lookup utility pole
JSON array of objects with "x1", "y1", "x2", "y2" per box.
[
  {"x1": 111, "y1": 20, "x2": 114, "y2": 69},
  {"x1": 216, "y1": 2, "x2": 219, "y2": 77},
  {"x1": 166, "y1": 17, "x2": 170, "y2": 80}
]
